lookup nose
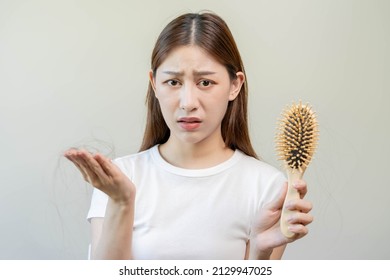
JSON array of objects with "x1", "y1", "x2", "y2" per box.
[{"x1": 179, "y1": 84, "x2": 199, "y2": 112}]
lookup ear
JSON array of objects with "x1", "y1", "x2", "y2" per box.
[
  {"x1": 228, "y1": 71, "x2": 245, "y2": 101},
  {"x1": 148, "y1": 69, "x2": 157, "y2": 93}
]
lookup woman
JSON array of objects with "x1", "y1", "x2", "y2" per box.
[{"x1": 64, "y1": 12, "x2": 313, "y2": 260}]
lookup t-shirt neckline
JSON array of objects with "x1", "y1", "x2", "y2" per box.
[{"x1": 150, "y1": 145, "x2": 243, "y2": 177}]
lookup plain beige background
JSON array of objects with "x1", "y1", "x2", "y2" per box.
[{"x1": 0, "y1": 0, "x2": 389, "y2": 259}]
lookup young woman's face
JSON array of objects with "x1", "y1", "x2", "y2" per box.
[{"x1": 149, "y1": 45, "x2": 244, "y2": 146}]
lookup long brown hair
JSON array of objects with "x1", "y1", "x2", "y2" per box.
[{"x1": 139, "y1": 12, "x2": 258, "y2": 159}]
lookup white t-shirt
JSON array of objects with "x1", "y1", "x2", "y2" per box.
[{"x1": 87, "y1": 145, "x2": 286, "y2": 259}]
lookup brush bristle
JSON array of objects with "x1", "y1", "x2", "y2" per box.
[{"x1": 276, "y1": 101, "x2": 319, "y2": 172}]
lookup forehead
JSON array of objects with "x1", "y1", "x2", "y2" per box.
[{"x1": 157, "y1": 45, "x2": 225, "y2": 73}]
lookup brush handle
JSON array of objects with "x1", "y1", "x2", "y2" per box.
[{"x1": 280, "y1": 169, "x2": 303, "y2": 238}]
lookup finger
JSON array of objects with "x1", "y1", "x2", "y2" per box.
[
  {"x1": 64, "y1": 148, "x2": 79, "y2": 161},
  {"x1": 285, "y1": 199, "x2": 313, "y2": 213},
  {"x1": 288, "y1": 224, "x2": 309, "y2": 237},
  {"x1": 79, "y1": 150, "x2": 108, "y2": 180},
  {"x1": 70, "y1": 158, "x2": 90, "y2": 182},
  {"x1": 64, "y1": 150, "x2": 90, "y2": 180},
  {"x1": 292, "y1": 179, "x2": 308, "y2": 198},
  {"x1": 267, "y1": 182, "x2": 288, "y2": 211},
  {"x1": 65, "y1": 150, "x2": 94, "y2": 183},
  {"x1": 287, "y1": 212, "x2": 314, "y2": 226},
  {"x1": 64, "y1": 147, "x2": 78, "y2": 154},
  {"x1": 71, "y1": 151, "x2": 101, "y2": 184},
  {"x1": 94, "y1": 153, "x2": 116, "y2": 177}
]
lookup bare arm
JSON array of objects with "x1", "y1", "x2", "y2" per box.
[
  {"x1": 270, "y1": 245, "x2": 286, "y2": 259},
  {"x1": 91, "y1": 199, "x2": 135, "y2": 259},
  {"x1": 65, "y1": 149, "x2": 136, "y2": 259},
  {"x1": 245, "y1": 241, "x2": 286, "y2": 260},
  {"x1": 90, "y1": 217, "x2": 104, "y2": 257}
]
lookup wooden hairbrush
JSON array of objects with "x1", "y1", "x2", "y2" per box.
[{"x1": 276, "y1": 101, "x2": 319, "y2": 238}]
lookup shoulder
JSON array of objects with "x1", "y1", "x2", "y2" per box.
[
  {"x1": 228, "y1": 150, "x2": 286, "y2": 210},
  {"x1": 114, "y1": 147, "x2": 153, "y2": 165},
  {"x1": 236, "y1": 150, "x2": 284, "y2": 178},
  {"x1": 112, "y1": 146, "x2": 157, "y2": 178},
  {"x1": 235, "y1": 150, "x2": 287, "y2": 196},
  {"x1": 236, "y1": 151, "x2": 286, "y2": 207}
]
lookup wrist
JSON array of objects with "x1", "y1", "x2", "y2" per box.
[
  {"x1": 111, "y1": 187, "x2": 136, "y2": 207},
  {"x1": 108, "y1": 195, "x2": 135, "y2": 212},
  {"x1": 256, "y1": 248, "x2": 273, "y2": 260}
]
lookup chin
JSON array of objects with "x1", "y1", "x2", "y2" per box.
[
  {"x1": 174, "y1": 131, "x2": 207, "y2": 145},
  {"x1": 180, "y1": 136, "x2": 205, "y2": 145}
]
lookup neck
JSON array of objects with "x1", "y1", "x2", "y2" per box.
[{"x1": 159, "y1": 135, "x2": 234, "y2": 169}]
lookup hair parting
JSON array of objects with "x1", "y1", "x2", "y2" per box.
[{"x1": 139, "y1": 12, "x2": 258, "y2": 159}]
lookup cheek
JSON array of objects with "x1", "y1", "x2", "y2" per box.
[
  {"x1": 157, "y1": 97, "x2": 172, "y2": 114},
  {"x1": 155, "y1": 92, "x2": 177, "y2": 121},
  {"x1": 155, "y1": 85, "x2": 173, "y2": 105},
  {"x1": 204, "y1": 97, "x2": 230, "y2": 122}
]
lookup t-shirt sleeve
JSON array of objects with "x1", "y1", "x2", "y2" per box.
[
  {"x1": 258, "y1": 170, "x2": 287, "y2": 210},
  {"x1": 249, "y1": 170, "x2": 287, "y2": 259},
  {"x1": 86, "y1": 188, "x2": 109, "y2": 222}
]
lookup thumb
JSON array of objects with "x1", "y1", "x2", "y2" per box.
[{"x1": 267, "y1": 182, "x2": 288, "y2": 211}]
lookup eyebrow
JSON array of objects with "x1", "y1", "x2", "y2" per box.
[{"x1": 162, "y1": 70, "x2": 217, "y2": 76}]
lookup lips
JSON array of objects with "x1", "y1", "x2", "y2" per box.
[
  {"x1": 178, "y1": 117, "x2": 201, "y2": 123},
  {"x1": 177, "y1": 117, "x2": 202, "y2": 130}
]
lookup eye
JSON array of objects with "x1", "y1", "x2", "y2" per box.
[
  {"x1": 198, "y1": 80, "x2": 213, "y2": 87},
  {"x1": 166, "y1": 79, "x2": 180, "y2": 87}
]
